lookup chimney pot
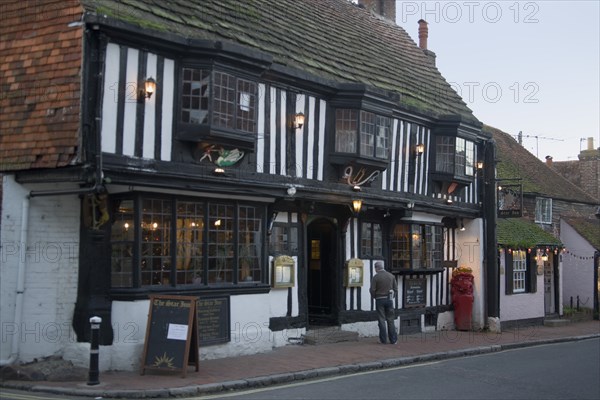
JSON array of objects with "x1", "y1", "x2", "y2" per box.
[
  {"x1": 545, "y1": 155, "x2": 553, "y2": 167},
  {"x1": 587, "y1": 137, "x2": 594, "y2": 150},
  {"x1": 418, "y1": 19, "x2": 428, "y2": 50}
]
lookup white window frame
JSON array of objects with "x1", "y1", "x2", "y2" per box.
[
  {"x1": 512, "y1": 250, "x2": 527, "y2": 293},
  {"x1": 535, "y1": 197, "x2": 552, "y2": 224}
]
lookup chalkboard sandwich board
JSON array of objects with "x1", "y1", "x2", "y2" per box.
[
  {"x1": 403, "y1": 278, "x2": 427, "y2": 308},
  {"x1": 141, "y1": 295, "x2": 199, "y2": 377}
]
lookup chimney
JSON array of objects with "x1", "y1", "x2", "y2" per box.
[
  {"x1": 579, "y1": 136, "x2": 599, "y2": 161},
  {"x1": 358, "y1": 0, "x2": 396, "y2": 22},
  {"x1": 418, "y1": 19, "x2": 428, "y2": 50},
  {"x1": 417, "y1": 19, "x2": 436, "y2": 65},
  {"x1": 545, "y1": 155, "x2": 553, "y2": 167}
]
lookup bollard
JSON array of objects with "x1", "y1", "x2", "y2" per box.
[
  {"x1": 87, "y1": 316, "x2": 102, "y2": 386},
  {"x1": 577, "y1": 296, "x2": 580, "y2": 311}
]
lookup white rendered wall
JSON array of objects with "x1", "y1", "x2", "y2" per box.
[
  {"x1": 561, "y1": 220, "x2": 596, "y2": 309},
  {"x1": 454, "y1": 218, "x2": 485, "y2": 329},
  {"x1": 499, "y1": 249, "x2": 545, "y2": 322},
  {"x1": 1, "y1": 175, "x2": 80, "y2": 363}
]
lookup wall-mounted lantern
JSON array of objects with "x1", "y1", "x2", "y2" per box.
[
  {"x1": 351, "y1": 199, "x2": 363, "y2": 214},
  {"x1": 139, "y1": 77, "x2": 156, "y2": 100},
  {"x1": 291, "y1": 112, "x2": 305, "y2": 130},
  {"x1": 415, "y1": 143, "x2": 425, "y2": 156}
]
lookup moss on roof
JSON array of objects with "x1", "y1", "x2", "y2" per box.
[
  {"x1": 485, "y1": 125, "x2": 597, "y2": 203},
  {"x1": 563, "y1": 217, "x2": 600, "y2": 251},
  {"x1": 80, "y1": 0, "x2": 478, "y2": 123},
  {"x1": 497, "y1": 218, "x2": 562, "y2": 249}
]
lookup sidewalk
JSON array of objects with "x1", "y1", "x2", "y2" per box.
[{"x1": 2, "y1": 320, "x2": 599, "y2": 398}]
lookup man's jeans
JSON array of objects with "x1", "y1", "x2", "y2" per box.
[{"x1": 375, "y1": 298, "x2": 398, "y2": 344}]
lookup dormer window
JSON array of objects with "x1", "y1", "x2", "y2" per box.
[
  {"x1": 179, "y1": 68, "x2": 257, "y2": 149},
  {"x1": 334, "y1": 110, "x2": 391, "y2": 160}
]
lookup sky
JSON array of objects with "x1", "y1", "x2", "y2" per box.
[{"x1": 387, "y1": 0, "x2": 600, "y2": 161}]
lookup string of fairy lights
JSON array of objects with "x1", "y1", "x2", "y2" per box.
[{"x1": 498, "y1": 246, "x2": 598, "y2": 263}]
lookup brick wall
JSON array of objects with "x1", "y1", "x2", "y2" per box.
[{"x1": 0, "y1": 0, "x2": 83, "y2": 171}]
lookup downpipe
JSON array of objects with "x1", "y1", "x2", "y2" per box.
[{"x1": 0, "y1": 197, "x2": 30, "y2": 366}]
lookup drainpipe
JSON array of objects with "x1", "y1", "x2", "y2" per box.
[{"x1": 0, "y1": 197, "x2": 30, "y2": 366}]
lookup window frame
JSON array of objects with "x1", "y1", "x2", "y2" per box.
[
  {"x1": 535, "y1": 197, "x2": 552, "y2": 224},
  {"x1": 504, "y1": 249, "x2": 537, "y2": 294},
  {"x1": 109, "y1": 193, "x2": 268, "y2": 292},
  {"x1": 390, "y1": 223, "x2": 443, "y2": 273},
  {"x1": 333, "y1": 109, "x2": 391, "y2": 161},
  {"x1": 177, "y1": 66, "x2": 259, "y2": 149},
  {"x1": 359, "y1": 221, "x2": 383, "y2": 259},
  {"x1": 268, "y1": 222, "x2": 299, "y2": 257},
  {"x1": 433, "y1": 136, "x2": 475, "y2": 179}
]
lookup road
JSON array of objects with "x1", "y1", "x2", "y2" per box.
[
  {"x1": 1, "y1": 338, "x2": 598, "y2": 400},
  {"x1": 200, "y1": 338, "x2": 599, "y2": 400}
]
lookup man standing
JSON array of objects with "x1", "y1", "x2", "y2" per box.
[{"x1": 370, "y1": 261, "x2": 398, "y2": 344}]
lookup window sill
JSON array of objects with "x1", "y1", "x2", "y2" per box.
[
  {"x1": 178, "y1": 124, "x2": 256, "y2": 151},
  {"x1": 110, "y1": 284, "x2": 271, "y2": 301},
  {"x1": 392, "y1": 268, "x2": 445, "y2": 275}
]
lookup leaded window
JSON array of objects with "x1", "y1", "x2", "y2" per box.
[
  {"x1": 434, "y1": 136, "x2": 475, "y2": 177},
  {"x1": 179, "y1": 68, "x2": 257, "y2": 148},
  {"x1": 334, "y1": 109, "x2": 390, "y2": 160},
  {"x1": 360, "y1": 222, "x2": 383, "y2": 258},
  {"x1": 269, "y1": 224, "x2": 299, "y2": 256},
  {"x1": 391, "y1": 223, "x2": 442, "y2": 272},
  {"x1": 110, "y1": 195, "x2": 265, "y2": 289}
]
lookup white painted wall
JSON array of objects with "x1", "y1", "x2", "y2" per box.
[
  {"x1": 454, "y1": 218, "x2": 486, "y2": 329},
  {"x1": 499, "y1": 249, "x2": 545, "y2": 322},
  {"x1": 561, "y1": 220, "x2": 596, "y2": 309},
  {"x1": 1, "y1": 175, "x2": 80, "y2": 363}
]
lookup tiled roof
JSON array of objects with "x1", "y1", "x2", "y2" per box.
[
  {"x1": 485, "y1": 125, "x2": 597, "y2": 203},
  {"x1": 563, "y1": 217, "x2": 600, "y2": 251},
  {"x1": 497, "y1": 218, "x2": 562, "y2": 249},
  {"x1": 0, "y1": 0, "x2": 83, "y2": 172},
  {"x1": 80, "y1": 0, "x2": 477, "y2": 123}
]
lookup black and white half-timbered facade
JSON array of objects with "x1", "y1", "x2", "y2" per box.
[{"x1": 0, "y1": 0, "x2": 497, "y2": 370}]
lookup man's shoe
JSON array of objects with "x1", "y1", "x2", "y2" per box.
[{"x1": 390, "y1": 341, "x2": 397, "y2": 345}]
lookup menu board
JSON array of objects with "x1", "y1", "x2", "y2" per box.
[
  {"x1": 197, "y1": 296, "x2": 230, "y2": 345},
  {"x1": 404, "y1": 278, "x2": 427, "y2": 308},
  {"x1": 141, "y1": 295, "x2": 199, "y2": 377}
]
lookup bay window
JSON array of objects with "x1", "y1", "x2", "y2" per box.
[
  {"x1": 179, "y1": 67, "x2": 257, "y2": 148},
  {"x1": 334, "y1": 109, "x2": 391, "y2": 160},
  {"x1": 434, "y1": 136, "x2": 475, "y2": 178},
  {"x1": 390, "y1": 223, "x2": 442, "y2": 272}
]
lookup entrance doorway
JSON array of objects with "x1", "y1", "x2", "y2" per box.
[{"x1": 307, "y1": 218, "x2": 338, "y2": 326}]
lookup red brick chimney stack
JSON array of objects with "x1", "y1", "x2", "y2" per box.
[{"x1": 418, "y1": 19, "x2": 428, "y2": 50}]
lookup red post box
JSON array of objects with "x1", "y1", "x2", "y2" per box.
[{"x1": 451, "y1": 272, "x2": 474, "y2": 331}]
